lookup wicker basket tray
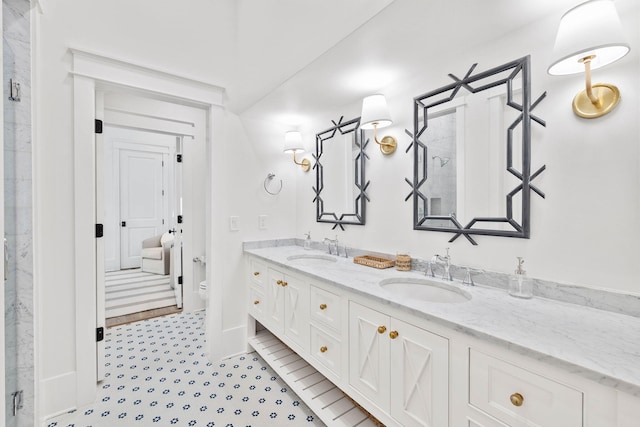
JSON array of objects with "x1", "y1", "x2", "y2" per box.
[{"x1": 353, "y1": 255, "x2": 395, "y2": 269}]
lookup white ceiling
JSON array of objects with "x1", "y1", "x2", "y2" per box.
[
  {"x1": 236, "y1": 0, "x2": 590, "y2": 126},
  {"x1": 228, "y1": 0, "x2": 396, "y2": 112}
]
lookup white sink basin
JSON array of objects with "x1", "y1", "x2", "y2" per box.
[
  {"x1": 286, "y1": 254, "x2": 337, "y2": 266},
  {"x1": 379, "y1": 278, "x2": 471, "y2": 303}
]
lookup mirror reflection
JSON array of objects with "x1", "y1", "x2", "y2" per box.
[
  {"x1": 314, "y1": 117, "x2": 369, "y2": 230},
  {"x1": 409, "y1": 56, "x2": 546, "y2": 244}
]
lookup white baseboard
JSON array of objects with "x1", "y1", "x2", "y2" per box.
[{"x1": 40, "y1": 371, "x2": 77, "y2": 421}]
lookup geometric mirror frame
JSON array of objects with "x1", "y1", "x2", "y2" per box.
[
  {"x1": 405, "y1": 55, "x2": 547, "y2": 245},
  {"x1": 313, "y1": 116, "x2": 370, "y2": 230}
]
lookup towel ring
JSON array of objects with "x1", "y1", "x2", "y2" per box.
[{"x1": 264, "y1": 173, "x2": 282, "y2": 195}]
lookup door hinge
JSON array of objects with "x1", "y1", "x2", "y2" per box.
[
  {"x1": 95, "y1": 224, "x2": 104, "y2": 238},
  {"x1": 11, "y1": 390, "x2": 23, "y2": 416},
  {"x1": 95, "y1": 119, "x2": 103, "y2": 134},
  {"x1": 97, "y1": 327, "x2": 104, "y2": 342},
  {"x1": 178, "y1": 276, "x2": 183, "y2": 285},
  {"x1": 176, "y1": 154, "x2": 183, "y2": 163},
  {"x1": 162, "y1": 219, "x2": 165, "y2": 225},
  {"x1": 162, "y1": 160, "x2": 164, "y2": 167},
  {"x1": 177, "y1": 215, "x2": 183, "y2": 224},
  {"x1": 162, "y1": 189, "x2": 165, "y2": 196}
]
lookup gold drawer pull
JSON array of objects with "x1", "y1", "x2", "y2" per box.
[
  {"x1": 276, "y1": 280, "x2": 283, "y2": 285},
  {"x1": 320, "y1": 346, "x2": 328, "y2": 353},
  {"x1": 319, "y1": 304, "x2": 327, "y2": 310},
  {"x1": 253, "y1": 271, "x2": 260, "y2": 276},
  {"x1": 389, "y1": 331, "x2": 399, "y2": 339},
  {"x1": 377, "y1": 326, "x2": 387, "y2": 334},
  {"x1": 253, "y1": 300, "x2": 260, "y2": 305},
  {"x1": 510, "y1": 393, "x2": 524, "y2": 407},
  {"x1": 281, "y1": 281, "x2": 288, "y2": 287}
]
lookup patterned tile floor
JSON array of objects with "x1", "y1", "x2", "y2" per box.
[{"x1": 45, "y1": 311, "x2": 325, "y2": 427}]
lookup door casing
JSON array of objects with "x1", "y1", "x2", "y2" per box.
[{"x1": 70, "y1": 49, "x2": 224, "y2": 409}]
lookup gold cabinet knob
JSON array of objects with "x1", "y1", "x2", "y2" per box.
[
  {"x1": 319, "y1": 304, "x2": 327, "y2": 310},
  {"x1": 253, "y1": 300, "x2": 260, "y2": 305},
  {"x1": 276, "y1": 280, "x2": 283, "y2": 285},
  {"x1": 281, "y1": 281, "x2": 288, "y2": 287},
  {"x1": 253, "y1": 271, "x2": 260, "y2": 276},
  {"x1": 389, "y1": 331, "x2": 399, "y2": 339},
  {"x1": 377, "y1": 326, "x2": 387, "y2": 334},
  {"x1": 320, "y1": 346, "x2": 327, "y2": 353},
  {"x1": 510, "y1": 393, "x2": 524, "y2": 407}
]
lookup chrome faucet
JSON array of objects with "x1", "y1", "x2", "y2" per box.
[
  {"x1": 430, "y1": 248, "x2": 453, "y2": 281},
  {"x1": 323, "y1": 236, "x2": 338, "y2": 255}
]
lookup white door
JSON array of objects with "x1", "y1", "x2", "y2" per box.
[
  {"x1": 95, "y1": 94, "x2": 106, "y2": 381},
  {"x1": 283, "y1": 276, "x2": 308, "y2": 351},
  {"x1": 348, "y1": 301, "x2": 391, "y2": 412},
  {"x1": 119, "y1": 149, "x2": 164, "y2": 269},
  {"x1": 172, "y1": 137, "x2": 183, "y2": 308},
  {"x1": 389, "y1": 318, "x2": 449, "y2": 427}
]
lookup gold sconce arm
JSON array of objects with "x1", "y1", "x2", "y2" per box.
[
  {"x1": 573, "y1": 54, "x2": 620, "y2": 119},
  {"x1": 292, "y1": 151, "x2": 311, "y2": 172},
  {"x1": 372, "y1": 122, "x2": 397, "y2": 155}
]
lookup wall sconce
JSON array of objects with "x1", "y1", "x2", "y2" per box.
[
  {"x1": 283, "y1": 131, "x2": 310, "y2": 172},
  {"x1": 360, "y1": 94, "x2": 397, "y2": 154},
  {"x1": 548, "y1": 0, "x2": 630, "y2": 119}
]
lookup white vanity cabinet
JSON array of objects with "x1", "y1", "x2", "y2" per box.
[
  {"x1": 245, "y1": 252, "x2": 640, "y2": 427},
  {"x1": 349, "y1": 301, "x2": 449, "y2": 427},
  {"x1": 265, "y1": 267, "x2": 309, "y2": 353}
]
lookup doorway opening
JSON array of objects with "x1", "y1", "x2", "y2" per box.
[{"x1": 100, "y1": 126, "x2": 183, "y2": 327}]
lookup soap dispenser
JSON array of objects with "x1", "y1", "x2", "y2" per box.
[
  {"x1": 303, "y1": 232, "x2": 312, "y2": 250},
  {"x1": 508, "y1": 257, "x2": 532, "y2": 299}
]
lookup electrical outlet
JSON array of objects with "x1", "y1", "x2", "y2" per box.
[
  {"x1": 229, "y1": 216, "x2": 240, "y2": 231},
  {"x1": 258, "y1": 215, "x2": 268, "y2": 230}
]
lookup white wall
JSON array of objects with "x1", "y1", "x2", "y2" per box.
[{"x1": 295, "y1": 2, "x2": 640, "y2": 294}]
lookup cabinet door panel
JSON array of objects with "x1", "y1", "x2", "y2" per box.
[
  {"x1": 389, "y1": 319, "x2": 449, "y2": 427},
  {"x1": 348, "y1": 302, "x2": 390, "y2": 411},
  {"x1": 284, "y1": 275, "x2": 309, "y2": 352},
  {"x1": 266, "y1": 268, "x2": 285, "y2": 333}
]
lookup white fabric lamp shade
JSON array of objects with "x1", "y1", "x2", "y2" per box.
[
  {"x1": 360, "y1": 94, "x2": 392, "y2": 130},
  {"x1": 283, "y1": 131, "x2": 304, "y2": 153},
  {"x1": 548, "y1": 0, "x2": 629, "y2": 75}
]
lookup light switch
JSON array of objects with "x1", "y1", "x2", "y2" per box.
[
  {"x1": 258, "y1": 215, "x2": 268, "y2": 230},
  {"x1": 229, "y1": 216, "x2": 240, "y2": 231}
]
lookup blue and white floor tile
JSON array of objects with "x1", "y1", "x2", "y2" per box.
[{"x1": 45, "y1": 311, "x2": 325, "y2": 427}]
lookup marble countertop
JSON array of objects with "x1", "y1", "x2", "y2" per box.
[{"x1": 244, "y1": 245, "x2": 640, "y2": 397}]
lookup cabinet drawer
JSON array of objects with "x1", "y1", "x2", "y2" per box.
[
  {"x1": 310, "y1": 285, "x2": 341, "y2": 332},
  {"x1": 310, "y1": 325, "x2": 342, "y2": 379},
  {"x1": 469, "y1": 349, "x2": 583, "y2": 427},
  {"x1": 249, "y1": 259, "x2": 266, "y2": 287},
  {"x1": 248, "y1": 287, "x2": 265, "y2": 320}
]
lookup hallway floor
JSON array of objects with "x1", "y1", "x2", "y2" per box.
[{"x1": 45, "y1": 311, "x2": 324, "y2": 427}]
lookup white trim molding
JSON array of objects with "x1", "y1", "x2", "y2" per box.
[{"x1": 69, "y1": 48, "x2": 225, "y2": 410}]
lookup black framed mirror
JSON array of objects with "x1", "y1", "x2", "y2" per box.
[
  {"x1": 406, "y1": 55, "x2": 546, "y2": 245},
  {"x1": 313, "y1": 116, "x2": 370, "y2": 230}
]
